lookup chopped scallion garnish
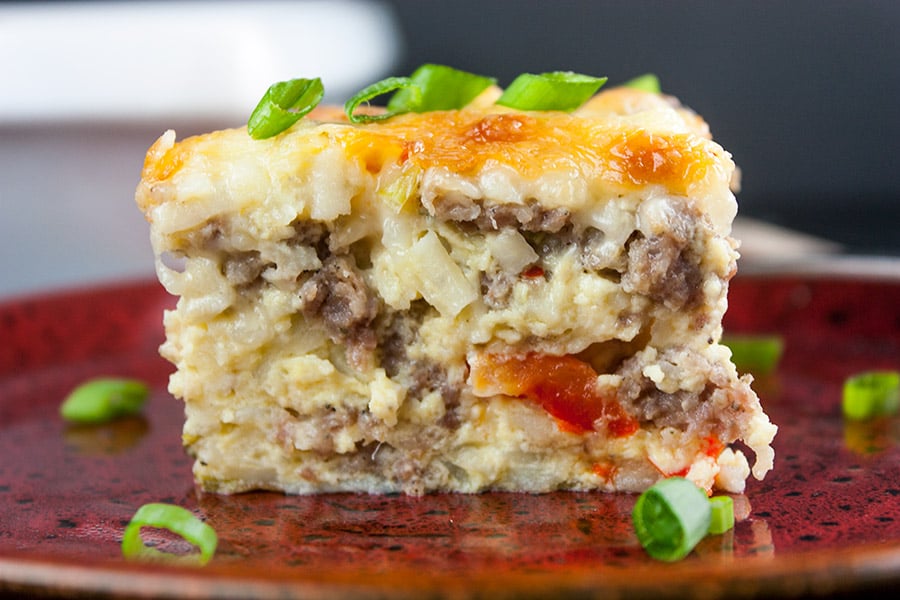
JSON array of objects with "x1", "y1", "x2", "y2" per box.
[
  {"x1": 60, "y1": 377, "x2": 148, "y2": 424},
  {"x1": 722, "y1": 334, "x2": 784, "y2": 375},
  {"x1": 622, "y1": 73, "x2": 661, "y2": 93},
  {"x1": 632, "y1": 477, "x2": 711, "y2": 562},
  {"x1": 346, "y1": 64, "x2": 496, "y2": 123},
  {"x1": 247, "y1": 77, "x2": 324, "y2": 139},
  {"x1": 344, "y1": 76, "x2": 419, "y2": 124},
  {"x1": 249, "y1": 64, "x2": 639, "y2": 133},
  {"x1": 121, "y1": 503, "x2": 217, "y2": 565},
  {"x1": 387, "y1": 63, "x2": 496, "y2": 113},
  {"x1": 842, "y1": 370, "x2": 900, "y2": 421},
  {"x1": 707, "y1": 495, "x2": 735, "y2": 535},
  {"x1": 496, "y1": 71, "x2": 607, "y2": 112}
]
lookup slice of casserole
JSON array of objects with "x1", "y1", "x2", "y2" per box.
[{"x1": 136, "y1": 82, "x2": 776, "y2": 496}]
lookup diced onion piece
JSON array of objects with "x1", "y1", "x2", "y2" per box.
[
  {"x1": 486, "y1": 229, "x2": 539, "y2": 273},
  {"x1": 496, "y1": 71, "x2": 607, "y2": 112},
  {"x1": 378, "y1": 164, "x2": 423, "y2": 212},
  {"x1": 707, "y1": 495, "x2": 735, "y2": 535},
  {"x1": 121, "y1": 503, "x2": 217, "y2": 565},
  {"x1": 387, "y1": 63, "x2": 496, "y2": 113},
  {"x1": 408, "y1": 230, "x2": 477, "y2": 317},
  {"x1": 632, "y1": 477, "x2": 711, "y2": 562},
  {"x1": 722, "y1": 335, "x2": 784, "y2": 375},
  {"x1": 60, "y1": 378, "x2": 148, "y2": 424},
  {"x1": 622, "y1": 73, "x2": 662, "y2": 93},
  {"x1": 842, "y1": 370, "x2": 900, "y2": 420},
  {"x1": 247, "y1": 78, "x2": 324, "y2": 139}
]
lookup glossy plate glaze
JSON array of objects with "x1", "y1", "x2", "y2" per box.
[{"x1": 1, "y1": 270, "x2": 899, "y2": 599}]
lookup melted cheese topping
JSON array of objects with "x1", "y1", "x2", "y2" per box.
[
  {"x1": 343, "y1": 110, "x2": 729, "y2": 198},
  {"x1": 137, "y1": 88, "x2": 736, "y2": 231}
]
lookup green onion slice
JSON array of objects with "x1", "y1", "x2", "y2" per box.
[
  {"x1": 387, "y1": 63, "x2": 496, "y2": 113},
  {"x1": 347, "y1": 64, "x2": 496, "y2": 123},
  {"x1": 622, "y1": 73, "x2": 661, "y2": 93},
  {"x1": 842, "y1": 370, "x2": 900, "y2": 421},
  {"x1": 632, "y1": 477, "x2": 711, "y2": 562},
  {"x1": 60, "y1": 377, "x2": 148, "y2": 424},
  {"x1": 248, "y1": 77, "x2": 324, "y2": 139},
  {"x1": 707, "y1": 495, "x2": 735, "y2": 535},
  {"x1": 496, "y1": 71, "x2": 607, "y2": 112},
  {"x1": 722, "y1": 334, "x2": 784, "y2": 375},
  {"x1": 122, "y1": 503, "x2": 217, "y2": 565},
  {"x1": 345, "y1": 76, "x2": 419, "y2": 124}
]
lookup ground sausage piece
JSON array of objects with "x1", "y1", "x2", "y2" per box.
[
  {"x1": 620, "y1": 196, "x2": 706, "y2": 310},
  {"x1": 622, "y1": 233, "x2": 703, "y2": 310},
  {"x1": 480, "y1": 270, "x2": 519, "y2": 309},
  {"x1": 377, "y1": 303, "x2": 461, "y2": 418},
  {"x1": 615, "y1": 347, "x2": 753, "y2": 445},
  {"x1": 473, "y1": 203, "x2": 570, "y2": 232},
  {"x1": 431, "y1": 199, "x2": 570, "y2": 233},
  {"x1": 223, "y1": 251, "x2": 266, "y2": 286},
  {"x1": 299, "y1": 255, "x2": 377, "y2": 367}
]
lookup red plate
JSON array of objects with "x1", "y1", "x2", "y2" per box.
[{"x1": 1, "y1": 270, "x2": 899, "y2": 599}]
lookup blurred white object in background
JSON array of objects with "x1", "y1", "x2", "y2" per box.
[
  {"x1": 0, "y1": 0, "x2": 401, "y2": 121},
  {"x1": 0, "y1": 0, "x2": 401, "y2": 299}
]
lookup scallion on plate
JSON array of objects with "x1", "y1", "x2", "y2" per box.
[
  {"x1": 842, "y1": 370, "x2": 900, "y2": 420},
  {"x1": 707, "y1": 495, "x2": 735, "y2": 535},
  {"x1": 632, "y1": 477, "x2": 711, "y2": 562},
  {"x1": 722, "y1": 334, "x2": 784, "y2": 375},
  {"x1": 121, "y1": 503, "x2": 217, "y2": 565},
  {"x1": 59, "y1": 377, "x2": 148, "y2": 424}
]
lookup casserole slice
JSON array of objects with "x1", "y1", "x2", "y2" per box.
[{"x1": 136, "y1": 83, "x2": 776, "y2": 495}]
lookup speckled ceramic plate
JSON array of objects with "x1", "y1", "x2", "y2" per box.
[{"x1": 1, "y1": 269, "x2": 899, "y2": 599}]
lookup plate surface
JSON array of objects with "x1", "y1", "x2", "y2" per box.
[{"x1": 1, "y1": 273, "x2": 899, "y2": 599}]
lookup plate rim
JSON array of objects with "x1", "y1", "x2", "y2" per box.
[
  {"x1": 3, "y1": 537, "x2": 900, "y2": 599},
  {"x1": 737, "y1": 254, "x2": 900, "y2": 280}
]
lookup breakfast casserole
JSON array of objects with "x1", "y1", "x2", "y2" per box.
[{"x1": 136, "y1": 72, "x2": 776, "y2": 496}]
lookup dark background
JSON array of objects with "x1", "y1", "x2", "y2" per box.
[{"x1": 384, "y1": 0, "x2": 899, "y2": 255}]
